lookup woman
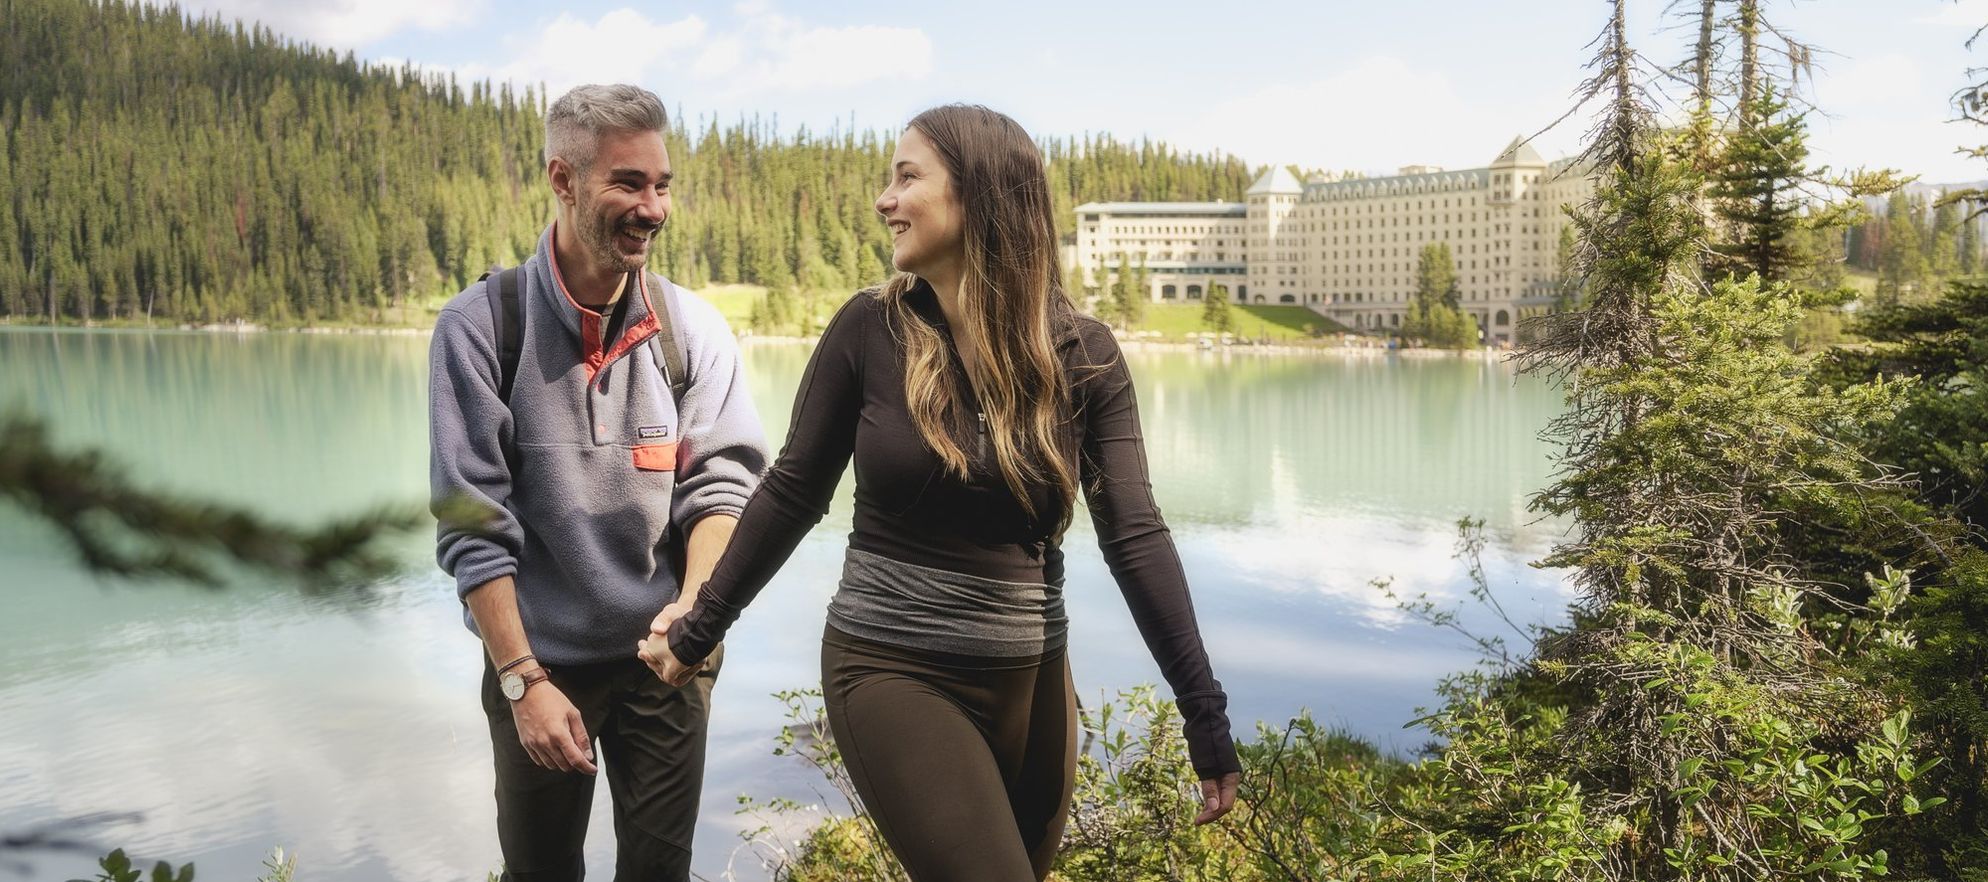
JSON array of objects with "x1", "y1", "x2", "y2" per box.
[{"x1": 640, "y1": 104, "x2": 1241, "y2": 881}]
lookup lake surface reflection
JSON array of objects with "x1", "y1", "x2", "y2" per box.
[{"x1": 0, "y1": 327, "x2": 1571, "y2": 881}]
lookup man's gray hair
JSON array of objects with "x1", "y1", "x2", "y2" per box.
[{"x1": 544, "y1": 84, "x2": 669, "y2": 174}]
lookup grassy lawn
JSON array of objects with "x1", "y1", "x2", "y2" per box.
[
  {"x1": 689, "y1": 283, "x2": 766, "y2": 329},
  {"x1": 1843, "y1": 268, "x2": 1878, "y2": 299},
  {"x1": 691, "y1": 285, "x2": 1349, "y2": 343},
  {"x1": 1130, "y1": 303, "x2": 1348, "y2": 342},
  {"x1": 690, "y1": 283, "x2": 848, "y2": 336}
]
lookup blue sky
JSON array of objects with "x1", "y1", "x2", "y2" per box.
[{"x1": 175, "y1": 0, "x2": 1988, "y2": 183}]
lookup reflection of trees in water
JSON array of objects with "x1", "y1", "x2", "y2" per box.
[
  {"x1": 0, "y1": 332, "x2": 1566, "y2": 552},
  {"x1": 1, "y1": 330, "x2": 428, "y2": 513},
  {"x1": 1125, "y1": 352, "x2": 1564, "y2": 533},
  {"x1": 737, "y1": 341, "x2": 815, "y2": 445}
]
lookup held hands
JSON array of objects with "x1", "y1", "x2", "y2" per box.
[
  {"x1": 638, "y1": 600, "x2": 702, "y2": 687},
  {"x1": 511, "y1": 674, "x2": 597, "y2": 776},
  {"x1": 1194, "y1": 771, "x2": 1241, "y2": 825}
]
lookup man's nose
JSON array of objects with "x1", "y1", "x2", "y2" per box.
[{"x1": 635, "y1": 188, "x2": 666, "y2": 221}]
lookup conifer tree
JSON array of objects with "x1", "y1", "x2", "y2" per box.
[
  {"x1": 1961, "y1": 213, "x2": 1981, "y2": 276},
  {"x1": 1929, "y1": 197, "x2": 1961, "y2": 283},
  {"x1": 1706, "y1": 84, "x2": 1809, "y2": 283},
  {"x1": 1404, "y1": 243, "x2": 1473, "y2": 348},
  {"x1": 1200, "y1": 283, "x2": 1233, "y2": 334},
  {"x1": 1878, "y1": 192, "x2": 1929, "y2": 304},
  {"x1": 1100, "y1": 255, "x2": 1132, "y2": 329},
  {"x1": 0, "y1": 0, "x2": 1254, "y2": 327},
  {"x1": 1120, "y1": 255, "x2": 1147, "y2": 327}
]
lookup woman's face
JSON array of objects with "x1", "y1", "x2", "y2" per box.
[{"x1": 876, "y1": 127, "x2": 964, "y2": 283}]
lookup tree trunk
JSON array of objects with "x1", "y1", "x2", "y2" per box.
[
  {"x1": 1738, "y1": 0, "x2": 1759, "y2": 123},
  {"x1": 1695, "y1": 0, "x2": 1717, "y2": 117}
]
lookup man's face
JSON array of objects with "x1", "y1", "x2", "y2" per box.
[{"x1": 563, "y1": 129, "x2": 672, "y2": 275}]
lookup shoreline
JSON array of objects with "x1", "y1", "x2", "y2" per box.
[{"x1": 2, "y1": 321, "x2": 1514, "y2": 359}]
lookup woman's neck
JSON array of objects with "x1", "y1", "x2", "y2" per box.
[
  {"x1": 924, "y1": 267, "x2": 963, "y2": 329},
  {"x1": 922, "y1": 269, "x2": 981, "y2": 382}
]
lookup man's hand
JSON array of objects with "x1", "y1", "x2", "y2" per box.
[
  {"x1": 638, "y1": 601, "x2": 700, "y2": 686},
  {"x1": 648, "y1": 599, "x2": 692, "y2": 642},
  {"x1": 1193, "y1": 771, "x2": 1241, "y2": 825},
  {"x1": 512, "y1": 676, "x2": 597, "y2": 775}
]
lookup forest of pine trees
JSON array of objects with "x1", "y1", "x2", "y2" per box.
[
  {"x1": 1844, "y1": 189, "x2": 1985, "y2": 303},
  {"x1": 0, "y1": 0, "x2": 1256, "y2": 327}
]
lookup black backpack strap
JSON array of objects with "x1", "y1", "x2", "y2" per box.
[
  {"x1": 647, "y1": 273, "x2": 690, "y2": 406},
  {"x1": 479, "y1": 266, "x2": 524, "y2": 404},
  {"x1": 646, "y1": 274, "x2": 693, "y2": 585},
  {"x1": 477, "y1": 265, "x2": 525, "y2": 475}
]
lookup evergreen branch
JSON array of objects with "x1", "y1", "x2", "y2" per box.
[{"x1": 0, "y1": 410, "x2": 420, "y2": 589}]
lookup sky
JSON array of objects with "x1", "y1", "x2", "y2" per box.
[{"x1": 167, "y1": 0, "x2": 1988, "y2": 184}]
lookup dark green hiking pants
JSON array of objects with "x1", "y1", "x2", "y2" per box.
[
  {"x1": 821, "y1": 626, "x2": 1077, "y2": 882},
  {"x1": 480, "y1": 648, "x2": 720, "y2": 882}
]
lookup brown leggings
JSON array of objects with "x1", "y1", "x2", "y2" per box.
[{"x1": 821, "y1": 626, "x2": 1078, "y2": 882}]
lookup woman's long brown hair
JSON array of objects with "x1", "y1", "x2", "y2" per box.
[{"x1": 877, "y1": 105, "x2": 1080, "y2": 537}]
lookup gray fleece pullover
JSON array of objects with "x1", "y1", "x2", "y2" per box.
[{"x1": 429, "y1": 226, "x2": 768, "y2": 665}]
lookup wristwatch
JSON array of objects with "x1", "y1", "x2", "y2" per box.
[{"x1": 501, "y1": 667, "x2": 550, "y2": 701}]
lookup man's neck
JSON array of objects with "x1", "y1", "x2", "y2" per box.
[{"x1": 552, "y1": 220, "x2": 627, "y2": 308}]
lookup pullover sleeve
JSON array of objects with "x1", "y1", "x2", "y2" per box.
[
  {"x1": 669, "y1": 293, "x2": 770, "y2": 531},
  {"x1": 429, "y1": 298, "x2": 525, "y2": 599},
  {"x1": 1072, "y1": 321, "x2": 1241, "y2": 780},
  {"x1": 668, "y1": 293, "x2": 868, "y2": 663}
]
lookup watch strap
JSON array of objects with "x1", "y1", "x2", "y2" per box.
[{"x1": 516, "y1": 667, "x2": 550, "y2": 696}]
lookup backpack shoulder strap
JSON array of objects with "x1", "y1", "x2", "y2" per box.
[
  {"x1": 479, "y1": 266, "x2": 524, "y2": 404},
  {"x1": 647, "y1": 273, "x2": 690, "y2": 406}
]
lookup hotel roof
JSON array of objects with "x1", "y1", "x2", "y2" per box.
[
  {"x1": 1074, "y1": 201, "x2": 1247, "y2": 216},
  {"x1": 1491, "y1": 135, "x2": 1548, "y2": 167},
  {"x1": 1245, "y1": 165, "x2": 1304, "y2": 195}
]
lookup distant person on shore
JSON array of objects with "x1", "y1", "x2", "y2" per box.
[
  {"x1": 429, "y1": 83, "x2": 767, "y2": 881},
  {"x1": 639, "y1": 104, "x2": 1242, "y2": 882}
]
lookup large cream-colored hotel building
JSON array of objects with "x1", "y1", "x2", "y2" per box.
[{"x1": 1072, "y1": 138, "x2": 1595, "y2": 345}]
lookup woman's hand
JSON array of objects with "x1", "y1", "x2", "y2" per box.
[
  {"x1": 638, "y1": 601, "x2": 700, "y2": 686},
  {"x1": 1194, "y1": 771, "x2": 1241, "y2": 825}
]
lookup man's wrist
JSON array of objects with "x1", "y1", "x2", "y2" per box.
[{"x1": 500, "y1": 664, "x2": 550, "y2": 701}]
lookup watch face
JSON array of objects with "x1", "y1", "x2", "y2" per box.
[{"x1": 500, "y1": 671, "x2": 525, "y2": 701}]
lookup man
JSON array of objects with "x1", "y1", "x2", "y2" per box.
[{"x1": 429, "y1": 83, "x2": 767, "y2": 881}]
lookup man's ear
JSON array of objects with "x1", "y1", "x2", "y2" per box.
[{"x1": 547, "y1": 157, "x2": 578, "y2": 206}]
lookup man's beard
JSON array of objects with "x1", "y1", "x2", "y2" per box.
[{"x1": 579, "y1": 198, "x2": 660, "y2": 274}]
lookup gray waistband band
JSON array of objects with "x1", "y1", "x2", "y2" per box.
[{"x1": 824, "y1": 548, "x2": 1068, "y2": 657}]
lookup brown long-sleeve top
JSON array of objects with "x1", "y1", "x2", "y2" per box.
[{"x1": 667, "y1": 282, "x2": 1240, "y2": 778}]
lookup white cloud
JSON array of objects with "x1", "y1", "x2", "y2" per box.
[
  {"x1": 173, "y1": 0, "x2": 482, "y2": 48},
  {"x1": 694, "y1": 36, "x2": 748, "y2": 79},
  {"x1": 1188, "y1": 515, "x2": 1573, "y2": 630},
  {"x1": 456, "y1": 10, "x2": 710, "y2": 100},
  {"x1": 440, "y1": 7, "x2": 930, "y2": 108},
  {"x1": 1813, "y1": 52, "x2": 1926, "y2": 111},
  {"x1": 1161, "y1": 56, "x2": 1582, "y2": 172},
  {"x1": 1915, "y1": 0, "x2": 1988, "y2": 27},
  {"x1": 711, "y1": 14, "x2": 933, "y2": 94},
  {"x1": 1808, "y1": 52, "x2": 1986, "y2": 182}
]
